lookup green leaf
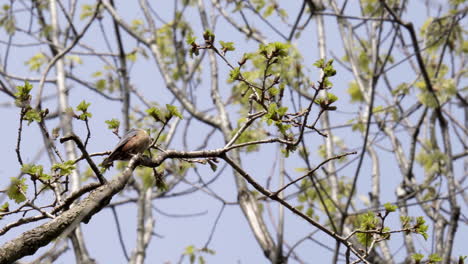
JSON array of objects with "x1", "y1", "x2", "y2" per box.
[
  {"x1": 313, "y1": 58, "x2": 325, "y2": 68},
  {"x1": 24, "y1": 108, "x2": 42, "y2": 125},
  {"x1": 52, "y1": 160, "x2": 76, "y2": 176},
  {"x1": 184, "y1": 245, "x2": 195, "y2": 255},
  {"x1": 383, "y1": 202, "x2": 397, "y2": 213},
  {"x1": 76, "y1": 100, "x2": 91, "y2": 112},
  {"x1": 76, "y1": 100, "x2": 92, "y2": 120},
  {"x1": 295, "y1": 204, "x2": 304, "y2": 211},
  {"x1": 22, "y1": 164, "x2": 50, "y2": 181},
  {"x1": 428, "y1": 254, "x2": 442, "y2": 263},
  {"x1": 7, "y1": 177, "x2": 28, "y2": 204},
  {"x1": 229, "y1": 67, "x2": 241, "y2": 82},
  {"x1": 325, "y1": 92, "x2": 338, "y2": 104},
  {"x1": 219, "y1": 41, "x2": 235, "y2": 53},
  {"x1": 347, "y1": 81, "x2": 364, "y2": 103},
  {"x1": 105, "y1": 118, "x2": 120, "y2": 130},
  {"x1": 96, "y1": 79, "x2": 106, "y2": 91},
  {"x1": 356, "y1": 211, "x2": 378, "y2": 245},
  {"x1": 323, "y1": 59, "x2": 336, "y2": 77},
  {"x1": 137, "y1": 167, "x2": 155, "y2": 190},
  {"x1": 186, "y1": 33, "x2": 197, "y2": 45},
  {"x1": 80, "y1": 4, "x2": 96, "y2": 20},
  {"x1": 400, "y1": 216, "x2": 411, "y2": 229},
  {"x1": 25, "y1": 52, "x2": 47, "y2": 72},
  {"x1": 166, "y1": 104, "x2": 183, "y2": 119},
  {"x1": 130, "y1": 19, "x2": 144, "y2": 32},
  {"x1": 414, "y1": 216, "x2": 429, "y2": 240},
  {"x1": 126, "y1": 52, "x2": 137, "y2": 62},
  {"x1": 0, "y1": 202, "x2": 9, "y2": 216},
  {"x1": 372, "y1": 105, "x2": 384, "y2": 114},
  {"x1": 146, "y1": 106, "x2": 165, "y2": 122},
  {"x1": 66, "y1": 55, "x2": 83, "y2": 65},
  {"x1": 263, "y1": 4, "x2": 275, "y2": 17},
  {"x1": 412, "y1": 253, "x2": 425, "y2": 262},
  {"x1": 15, "y1": 81, "x2": 33, "y2": 107},
  {"x1": 91, "y1": 71, "x2": 103, "y2": 77},
  {"x1": 203, "y1": 29, "x2": 215, "y2": 43}
]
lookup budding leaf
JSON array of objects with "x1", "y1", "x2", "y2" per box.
[
  {"x1": 7, "y1": 178, "x2": 28, "y2": 204},
  {"x1": 166, "y1": 104, "x2": 183, "y2": 119}
]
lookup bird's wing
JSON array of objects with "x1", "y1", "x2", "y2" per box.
[
  {"x1": 102, "y1": 129, "x2": 141, "y2": 167},
  {"x1": 111, "y1": 129, "x2": 140, "y2": 152}
]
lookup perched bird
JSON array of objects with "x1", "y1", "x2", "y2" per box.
[{"x1": 102, "y1": 128, "x2": 152, "y2": 167}]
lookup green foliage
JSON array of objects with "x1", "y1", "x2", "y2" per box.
[
  {"x1": 459, "y1": 256, "x2": 467, "y2": 264},
  {"x1": 361, "y1": 0, "x2": 386, "y2": 16},
  {"x1": 130, "y1": 19, "x2": 145, "y2": 36},
  {"x1": 230, "y1": 121, "x2": 266, "y2": 152},
  {"x1": 105, "y1": 118, "x2": 120, "y2": 130},
  {"x1": 66, "y1": 55, "x2": 83, "y2": 65},
  {"x1": 264, "y1": 103, "x2": 287, "y2": 124},
  {"x1": 146, "y1": 106, "x2": 165, "y2": 122},
  {"x1": 400, "y1": 215, "x2": 429, "y2": 240},
  {"x1": 351, "y1": 120, "x2": 365, "y2": 133},
  {"x1": 414, "y1": 216, "x2": 429, "y2": 240},
  {"x1": 392, "y1": 82, "x2": 410, "y2": 96},
  {"x1": 22, "y1": 164, "x2": 51, "y2": 181},
  {"x1": 416, "y1": 141, "x2": 448, "y2": 177},
  {"x1": 228, "y1": 67, "x2": 241, "y2": 82},
  {"x1": 186, "y1": 33, "x2": 197, "y2": 45},
  {"x1": 80, "y1": 4, "x2": 102, "y2": 20},
  {"x1": 137, "y1": 167, "x2": 155, "y2": 190},
  {"x1": 203, "y1": 29, "x2": 215, "y2": 44},
  {"x1": 24, "y1": 108, "x2": 43, "y2": 125},
  {"x1": 313, "y1": 59, "x2": 336, "y2": 78},
  {"x1": 383, "y1": 202, "x2": 397, "y2": 213},
  {"x1": 25, "y1": 52, "x2": 47, "y2": 72},
  {"x1": 52, "y1": 160, "x2": 76, "y2": 176},
  {"x1": 229, "y1": 42, "x2": 306, "y2": 111},
  {"x1": 416, "y1": 78, "x2": 457, "y2": 108},
  {"x1": 412, "y1": 253, "x2": 425, "y2": 263},
  {"x1": 412, "y1": 253, "x2": 443, "y2": 264},
  {"x1": 157, "y1": 19, "x2": 195, "y2": 78},
  {"x1": 14, "y1": 81, "x2": 33, "y2": 107},
  {"x1": 313, "y1": 59, "x2": 336, "y2": 89},
  {"x1": 126, "y1": 51, "x2": 137, "y2": 63},
  {"x1": 356, "y1": 212, "x2": 378, "y2": 245},
  {"x1": 251, "y1": 0, "x2": 266, "y2": 11},
  {"x1": 421, "y1": 16, "x2": 464, "y2": 53},
  {"x1": 315, "y1": 92, "x2": 338, "y2": 110},
  {"x1": 427, "y1": 254, "x2": 443, "y2": 263},
  {"x1": 7, "y1": 177, "x2": 28, "y2": 204},
  {"x1": 76, "y1": 100, "x2": 92, "y2": 120},
  {"x1": 263, "y1": 103, "x2": 291, "y2": 135},
  {"x1": 347, "y1": 81, "x2": 364, "y2": 103},
  {"x1": 296, "y1": 178, "x2": 352, "y2": 220},
  {"x1": 95, "y1": 79, "x2": 106, "y2": 91},
  {"x1": 183, "y1": 245, "x2": 215, "y2": 264},
  {"x1": 0, "y1": 4, "x2": 16, "y2": 35},
  {"x1": 173, "y1": 161, "x2": 194, "y2": 176},
  {"x1": 263, "y1": 4, "x2": 275, "y2": 17},
  {"x1": 219, "y1": 41, "x2": 235, "y2": 53},
  {"x1": 0, "y1": 202, "x2": 9, "y2": 219},
  {"x1": 259, "y1": 42, "x2": 290, "y2": 58},
  {"x1": 166, "y1": 104, "x2": 183, "y2": 119},
  {"x1": 147, "y1": 104, "x2": 183, "y2": 123}
]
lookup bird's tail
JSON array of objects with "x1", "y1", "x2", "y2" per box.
[{"x1": 101, "y1": 154, "x2": 116, "y2": 168}]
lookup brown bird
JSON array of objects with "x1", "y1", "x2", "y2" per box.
[{"x1": 102, "y1": 128, "x2": 151, "y2": 167}]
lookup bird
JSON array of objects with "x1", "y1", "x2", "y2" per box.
[{"x1": 102, "y1": 128, "x2": 152, "y2": 167}]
